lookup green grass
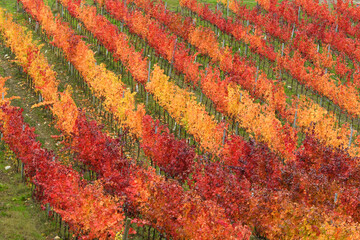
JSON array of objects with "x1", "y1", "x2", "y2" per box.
[
  {"x1": 0, "y1": 0, "x2": 16, "y2": 11},
  {"x1": 0, "y1": 144, "x2": 61, "y2": 240}
]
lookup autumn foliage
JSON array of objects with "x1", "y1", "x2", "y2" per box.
[{"x1": 4, "y1": 0, "x2": 360, "y2": 239}]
